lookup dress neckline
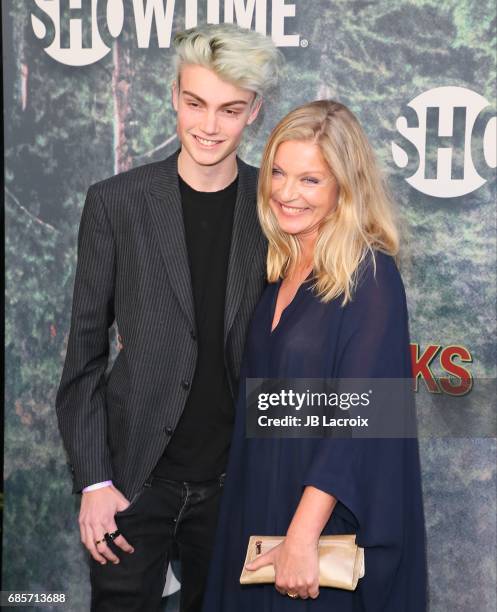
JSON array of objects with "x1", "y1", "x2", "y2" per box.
[{"x1": 269, "y1": 272, "x2": 313, "y2": 335}]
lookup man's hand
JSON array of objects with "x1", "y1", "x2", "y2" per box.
[{"x1": 79, "y1": 484, "x2": 135, "y2": 565}]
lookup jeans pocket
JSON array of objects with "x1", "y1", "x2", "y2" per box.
[{"x1": 115, "y1": 484, "x2": 148, "y2": 518}]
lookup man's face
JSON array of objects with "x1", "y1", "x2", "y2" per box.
[{"x1": 172, "y1": 64, "x2": 261, "y2": 168}]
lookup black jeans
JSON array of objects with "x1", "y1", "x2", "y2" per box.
[{"x1": 90, "y1": 474, "x2": 225, "y2": 612}]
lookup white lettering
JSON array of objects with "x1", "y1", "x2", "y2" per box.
[
  {"x1": 295, "y1": 392, "x2": 305, "y2": 410},
  {"x1": 31, "y1": 0, "x2": 302, "y2": 66},
  {"x1": 392, "y1": 87, "x2": 495, "y2": 198},
  {"x1": 224, "y1": 0, "x2": 267, "y2": 34},
  {"x1": 132, "y1": 0, "x2": 176, "y2": 48},
  {"x1": 107, "y1": 0, "x2": 125, "y2": 38},
  {"x1": 258, "y1": 415, "x2": 301, "y2": 426},
  {"x1": 32, "y1": 0, "x2": 111, "y2": 66},
  {"x1": 207, "y1": 0, "x2": 220, "y2": 23},
  {"x1": 271, "y1": 0, "x2": 298, "y2": 46},
  {"x1": 185, "y1": 0, "x2": 197, "y2": 28}
]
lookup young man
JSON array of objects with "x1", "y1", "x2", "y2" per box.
[{"x1": 56, "y1": 24, "x2": 282, "y2": 612}]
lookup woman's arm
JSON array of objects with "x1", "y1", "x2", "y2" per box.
[
  {"x1": 286, "y1": 486, "x2": 337, "y2": 544},
  {"x1": 245, "y1": 486, "x2": 337, "y2": 599}
]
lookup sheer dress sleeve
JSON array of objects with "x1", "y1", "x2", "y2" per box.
[{"x1": 302, "y1": 253, "x2": 422, "y2": 608}]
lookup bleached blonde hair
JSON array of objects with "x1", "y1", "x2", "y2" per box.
[
  {"x1": 173, "y1": 23, "x2": 283, "y2": 98},
  {"x1": 258, "y1": 100, "x2": 399, "y2": 305}
]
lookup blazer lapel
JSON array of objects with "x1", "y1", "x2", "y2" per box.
[
  {"x1": 224, "y1": 158, "x2": 261, "y2": 344},
  {"x1": 145, "y1": 150, "x2": 195, "y2": 329}
]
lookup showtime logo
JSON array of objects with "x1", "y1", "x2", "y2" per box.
[
  {"x1": 30, "y1": 0, "x2": 300, "y2": 67},
  {"x1": 392, "y1": 87, "x2": 496, "y2": 198}
]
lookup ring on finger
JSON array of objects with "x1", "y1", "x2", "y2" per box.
[
  {"x1": 105, "y1": 529, "x2": 121, "y2": 542},
  {"x1": 286, "y1": 592, "x2": 299, "y2": 599}
]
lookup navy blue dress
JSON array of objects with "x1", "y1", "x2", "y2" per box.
[{"x1": 202, "y1": 252, "x2": 427, "y2": 611}]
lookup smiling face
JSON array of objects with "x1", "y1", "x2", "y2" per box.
[
  {"x1": 269, "y1": 140, "x2": 339, "y2": 243},
  {"x1": 172, "y1": 64, "x2": 261, "y2": 170}
]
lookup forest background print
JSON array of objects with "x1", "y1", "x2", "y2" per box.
[{"x1": 3, "y1": 1, "x2": 496, "y2": 610}]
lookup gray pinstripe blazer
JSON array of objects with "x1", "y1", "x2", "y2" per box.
[{"x1": 56, "y1": 150, "x2": 267, "y2": 499}]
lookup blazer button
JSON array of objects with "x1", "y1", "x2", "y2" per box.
[
  {"x1": 181, "y1": 380, "x2": 190, "y2": 390},
  {"x1": 164, "y1": 426, "x2": 174, "y2": 436},
  {"x1": 190, "y1": 330, "x2": 197, "y2": 341}
]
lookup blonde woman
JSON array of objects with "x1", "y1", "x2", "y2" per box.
[{"x1": 202, "y1": 101, "x2": 427, "y2": 611}]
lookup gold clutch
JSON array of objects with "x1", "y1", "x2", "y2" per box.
[{"x1": 239, "y1": 534, "x2": 365, "y2": 590}]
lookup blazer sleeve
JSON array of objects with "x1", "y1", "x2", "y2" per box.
[{"x1": 56, "y1": 186, "x2": 116, "y2": 493}]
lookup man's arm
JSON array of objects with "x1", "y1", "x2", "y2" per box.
[
  {"x1": 56, "y1": 185, "x2": 135, "y2": 564},
  {"x1": 56, "y1": 185, "x2": 115, "y2": 492}
]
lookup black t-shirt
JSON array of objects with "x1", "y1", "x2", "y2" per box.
[{"x1": 152, "y1": 173, "x2": 238, "y2": 481}]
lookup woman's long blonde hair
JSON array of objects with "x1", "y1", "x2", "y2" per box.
[{"x1": 258, "y1": 100, "x2": 399, "y2": 305}]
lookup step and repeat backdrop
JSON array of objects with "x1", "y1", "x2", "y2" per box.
[{"x1": 3, "y1": 1, "x2": 496, "y2": 610}]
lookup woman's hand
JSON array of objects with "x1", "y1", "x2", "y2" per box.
[
  {"x1": 244, "y1": 487, "x2": 337, "y2": 600},
  {"x1": 245, "y1": 536, "x2": 320, "y2": 599}
]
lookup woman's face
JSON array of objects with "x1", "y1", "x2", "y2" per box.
[{"x1": 269, "y1": 140, "x2": 339, "y2": 243}]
